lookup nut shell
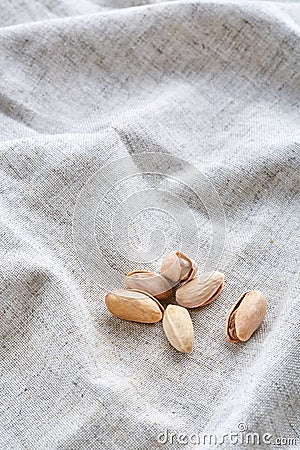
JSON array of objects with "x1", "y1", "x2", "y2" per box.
[
  {"x1": 225, "y1": 290, "x2": 267, "y2": 342},
  {"x1": 160, "y1": 251, "x2": 181, "y2": 284},
  {"x1": 125, "y1": 270, "x2": 172, "y2": 300},
  {"x1": 177, "y1": 251, "x2": 198, "y2": 284},
  {"x1": 160, "y1": 251, "x2": 198, "y2": 285},
  {"x1": 105, "y1": 289, "x2": 163, "y2": 323},
  {"x1": 162, "y1": 304, "x2": 194, "y2": 353},
  {"x1": 176, "y1": 271, "x2": 224, "y2": 308}
]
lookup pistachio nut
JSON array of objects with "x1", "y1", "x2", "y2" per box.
[
  {"x1": 225, "y1": 290, "x2": 267, "y2": 342},
  {"x1": 163, "y1": 304, "x2": 194, "y2": 353},
  {"x1": 176, "y1": 271, "x2": 224, "y2": 308},
  {"x1": 125, "y1": 270, "x2": 172, "y2": 300},
  {"x1": 105, "y1": 289, "x2": 163, "y2": 323},
  {"x1": 160, "y1": 251, "x2": 198, "y2": 285}
]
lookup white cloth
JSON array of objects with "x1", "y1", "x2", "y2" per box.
[{"x1": 0, "y1": 1, "x2": 299, "y2": 449}]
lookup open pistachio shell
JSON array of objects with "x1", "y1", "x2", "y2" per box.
[
  {"x1": 225, "y1": 290, "x2": 267, "y2": 342},
  {"x1": 125, "y1": 270, "x2": 172, "y2": 300},
  {"x1": 176, "y1": 271, "x2": 224, "y2": 308},
  {"x1": 160, "y1": 251, "x2": 182, "y2": 284},
  {"x1": 177, "y1": 251, "x2": 198, "y2": 284},
  {"x1": 160, "y1": 251, "x2": 198, "y2": 285}
]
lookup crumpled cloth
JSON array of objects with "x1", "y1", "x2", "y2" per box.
[{"x1": 0, "y1": 1, "x2": 299, "y2": 449}]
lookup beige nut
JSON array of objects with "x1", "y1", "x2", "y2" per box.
[
  {"x1": 176, "y1": 271, "x2": 224, "y2": 308},
  {"x1": 160, "y1": 251, "x2": 198, "y2": 285},
  {"x1": 125, "y1": 270, "x2": 172, "y2": 300},
  {"x1": 105, "y1": 289, "x2": 163, "y2": 323},
  {"x1": 163, "y1": 304, "x2": 194, "y2": 353},
  {"x1": 225, "y1": 290, "x2": 267, "y2": 342}
]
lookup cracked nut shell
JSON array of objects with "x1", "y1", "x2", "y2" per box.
[
  {"x1": 225, "y1": 290, "x2": 267, "y2": 342},
  {"x1": 105, "y1": 289, "x2": 164, "y2": 323},
  {"x1": 176, "y1": 271, "x2": 224, "y2": 308},
  {"x1": 160, "y1": 251, "x2": 198, "y2": 285},
  {"x1": 125, "y1": 270, "x2": 172, "y2": 300}
]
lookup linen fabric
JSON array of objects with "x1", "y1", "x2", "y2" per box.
[{"x1": 0, "y1": 1, "x2": 299, "y2": 449}]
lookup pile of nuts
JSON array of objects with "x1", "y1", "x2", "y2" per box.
[{"x1": 105, "y1": 251, "x2": 267, "y2": 353}]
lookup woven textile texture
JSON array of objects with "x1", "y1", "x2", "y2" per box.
[{"x1": 0, "y1": 1, "x2": 299, "y2": 449}]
